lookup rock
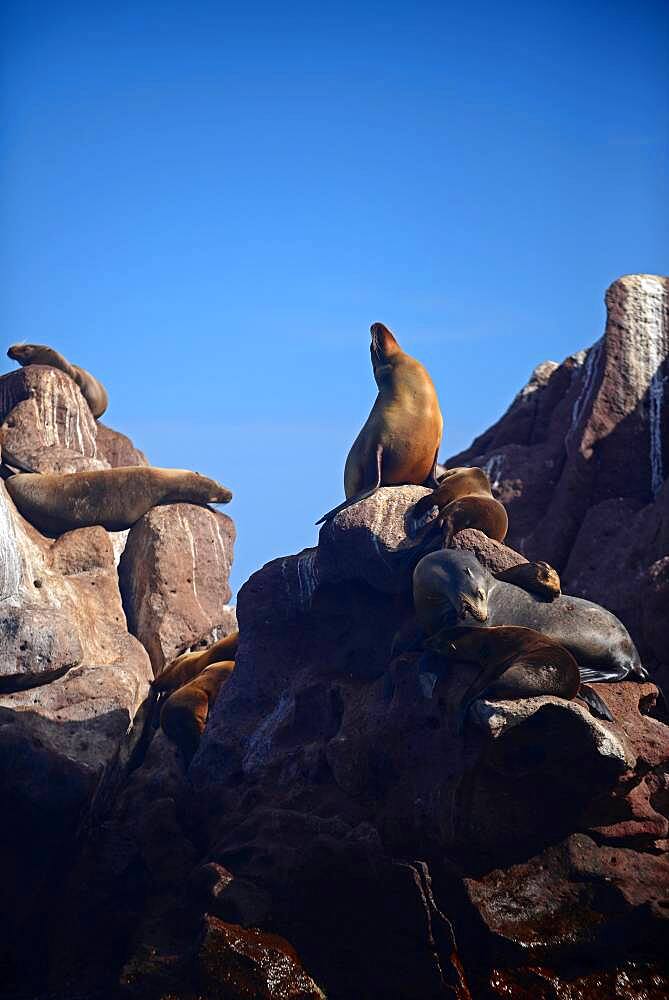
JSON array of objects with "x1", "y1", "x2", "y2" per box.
[
  {"x1": 95, "y1": 422, "x2": 149, "y2": 468},
  {"x1": 196, "y1": 916, "x2": 326, "y2": 1000},
  {"x1": 447, "y1": 274, "x2": 669, "y2": 685},
  {"x1": 187, "y1": 501, "x2": 668, "y2": 995},
  {"x1": 0, "y1": 365, "x2": 108, "y2": 473},
  {"x1": 119, "y1": 502, "x2": 236, "y2": 673},
  {"x1": 314, "y1": 484, "x2": 438, "y2": 595}
]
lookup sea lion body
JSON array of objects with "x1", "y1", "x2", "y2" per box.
[
  {"x1": 317, "y1": 323, "x2": 443, "y2": 522},
  {"x1": 413, "y1": 549, "x2": 646, "y2": 684},
  {"x1": 409, "y1": 466, "x2": 507, "y2": 544},
  {"x1": 6, "y1": 466, "x2": 232, "y2": 534},
  {"x1": 153, "y1": 630, "x2": 240, "y2": 693},
  {"x1": 160, "y1": 661, "x2": 234, "y2": 759},
  {"x1": 426, "y1": 624, "x2": 581, "y2": 729},
  {"x1": 440, "y1": 495, "x2": 508, "y2": 546},
  {"x1": 8, "y1": 343, "x2": 109, "y2": 418}
]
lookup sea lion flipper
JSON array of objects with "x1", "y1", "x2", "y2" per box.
[
  {"x1": 578, "y1": 684, "x2": 614, "y2": 721},
  {"x1": 316, "y1": 445, "x2": 383, "y2": 524}
]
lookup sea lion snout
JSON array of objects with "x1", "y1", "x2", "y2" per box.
[{"x1": 459, "y1": 593, "x2": 488, "y2": 622}]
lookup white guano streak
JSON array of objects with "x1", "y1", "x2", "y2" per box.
[
  {"x1": 645, "y1": 279, "x2": 669, "y2": 497},
  {"x1": 0, "y1": 489, "x2": 22, "y2": 601}
]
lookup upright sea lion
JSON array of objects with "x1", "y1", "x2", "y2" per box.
[
  {"x1": 413, "y1": 549, "x2": 647, "y2": 685},
  {"x1": 316, "y1": 322, "x2": 443, "y2": 523},
  {"x1": 160, "y1": 661, "x2": 234, "y2": 760},
  {"x1": 424, "y1": 624, "x2": 610, "y2": 727},
  {"x1": 153, "y1": 630, "x2": 240, "y2": 694},
  {"x1": 7, "y1": 343, "x2": 109, "y2": 419},
  {"x1": 6, "y1": 466, "x2": 232, "y2": 534}
]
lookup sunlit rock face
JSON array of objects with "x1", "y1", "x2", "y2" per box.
[
  {"x1": 119, "y1": 501, "x2": 236, "y2": 673},
  {"x1": 447, "y1": 274, "x2": 669, "y2": 688},
  {"x1": 0, "y1": 353, "x2": 238, "y2": 997}
]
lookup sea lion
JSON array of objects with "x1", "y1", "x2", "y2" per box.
[
  {"x1": 424, "y1": 623, "x2": 611, "y2": 727},
  {"x1": 6, "y1": 466, "x2": 232, "y2": 534},
  {"x1": 7, "y1": 343, "x2": 109, "y2": 419},
  {"x1": 494, "y1": 561, "x2": 561, "y2": 600},
  {"x1": 160, "y1": 661, "x2": 234, "y2": 760},
  {"x1": 439, "y1": 495, "x2": 508, "y2": 547},
  {"x1": 408, "y1": 466, "x2": 507, "y2": 545},
  {"x1": 153, "y1": 630, "x2": 240, "y2": 693},
  {"x1": 316, "y1": 322, "x2": 443, "y2": 523},
  {"x1": 413, "y1": 549, "x2": 647, "y2": 685}
]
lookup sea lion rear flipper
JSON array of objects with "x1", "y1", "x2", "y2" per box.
[
  {"x1": 316, "y1": 445, "x2": 383, "y2": 524},
  {"x1": 578, "y1": 683, "x2": 614, "y2": 722}
]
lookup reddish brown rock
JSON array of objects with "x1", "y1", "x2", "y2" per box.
[
  {"x1": 196, "y1": 916, "x2": 325, "y2": 1000},
  {"x1": 0, "y1": 365, "x2": 108, "y2": 473},
  {"x1": 119, "y1": 502, "x2": 235, "y2": 673},
  {"x1": 95, "y1": 421, "x2": 149, "y2": 467},
  {"x1": 447, "y1": 275, "x2": 669, "y2": 687}
]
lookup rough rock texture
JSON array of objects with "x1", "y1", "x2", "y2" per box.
[
  {"x1": 119, "y1": 502, "x2": 236, "y2": 674},
  {"x1": 3, "y1": 279, "x2": 668, "y2": 999},
  {"x1": 95, "y1": 421, "x2": 149, "y2": 467},
  {"x1": 0, "y1": 354, "x2": 240, "y2": 998},
  {"x1": 0, "y1": 365, "x2": 109, "y2": 473},
  {"x1": 447, "y1": 275, "x2": 669, "y2": 689},
  {"x1": 182, "y1": 511, "x2": 668, "y2": 998}
]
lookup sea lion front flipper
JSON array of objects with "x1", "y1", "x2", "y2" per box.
[
  {"x1": 316, "y1": 445, "x2": 383, "y2": 524},
  {"x1": 578, "y1": 683, "x2": 614, "y2": 722}
]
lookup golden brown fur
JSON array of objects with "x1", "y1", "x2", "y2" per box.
[
  {"x1": 494, "y1": 561, "x2": 561, "y2": 600},
  {"x1": 6, "y1": 466, "x2": 232, "y2": 534},
  {"x1": 317, "y1": 323, "x2": 443, "y2": 522},
  {"x1": 160, "y1": 661, "x2": 234, "y2": 759},
  {"x1": 153, "y1": 631, "x2": 240, "y2": 693}
]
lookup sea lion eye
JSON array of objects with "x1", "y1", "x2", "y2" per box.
[{"x1": 477, "y1": 589, "x2": 485, "y2": 600}]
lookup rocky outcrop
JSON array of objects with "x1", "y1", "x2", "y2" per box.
[
  {"x1": 447, "y1": 275, "x2": 669, "y2": 688},
  {"x1": 181, "y1": 502, "x2": 668, "y2": 997},
  {"x1": 0, "y1": 352, "x2": 237, "y2": 998},
  {"x1": 119, "y1": 502, "x2": 236, "y2": 673},
  {"x1": 3, "y1": 278, "x2": 668, "y2": 999}
]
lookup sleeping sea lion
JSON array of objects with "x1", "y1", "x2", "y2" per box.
[
  {"x1": 317, "y1": 322, "x2": 443, "y2": 523},
  {"x1": 494, "y1": 561, "x2": 561, "y2": 600},
  {"x1": 6, "y1": 466, "x2": 232, "y2": 534},
  {"x1": 153, "y1": 630, "x2": 240, "y2": 693},
  {"x1": 7, "y1": 342, "x2": 109, "y2": 419},
  {"x1": 408, "y1": 466, "x2": 507, "y2": 545},
  {"x1": 160, "y1": 661, "x2": 234, "y2": 760},
  {"x1": 424, "y1": 623, "x2": 610, "y2": 728},
  {"x1": 413, "y1": 549, "x2": 647, "y2": 685}
]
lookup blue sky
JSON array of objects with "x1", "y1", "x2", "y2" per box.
[{"x1": 3, "y1": 1, "x2": 668, "y2": 596}]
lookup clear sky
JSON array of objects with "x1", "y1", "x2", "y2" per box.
[{"x1": 3, "y1": 1, "x2": 668, "y2": 596}]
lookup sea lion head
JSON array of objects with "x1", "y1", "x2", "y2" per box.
[
  {"x1": 369, "y1": 322, "x2": 403, "y2": 369},
  {"x1": 413, "y1": 549, "x2": 489, "y2": 635},
  {"x1": 165, "y1": 471, "x2": 233, "y2": 506},
  {"x1": 7, "y1": 343, "x2": 34, "y2": 364}
]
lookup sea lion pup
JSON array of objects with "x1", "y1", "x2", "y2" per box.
[
  {"x1": 153, "y1": 630, "x2": 240, "y2": 694},
  {"x1": 413, "y1": 548, "x2": 648, "y2": 686},
  {"x1": 494, "y1": 561, "x2": 561, "y2": 600},
  {"x1": 160, "y1": 661, "x2": 234, "y2": 760},
  {"x1": 6, "y1": 466, "x2": 232, "y2": 534},
  {"x1": 424, "y1": 624, "x2": 611, "y2": 727},
  {"x1": 7, "y1": 342, "x2": 109, "y2": 419},
  {"x1": 316, "y1": 322, "x2": 443, "y2": 523},
  {"x1": 408, "y1": 466, "x2": 507, "y2": 545}
]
